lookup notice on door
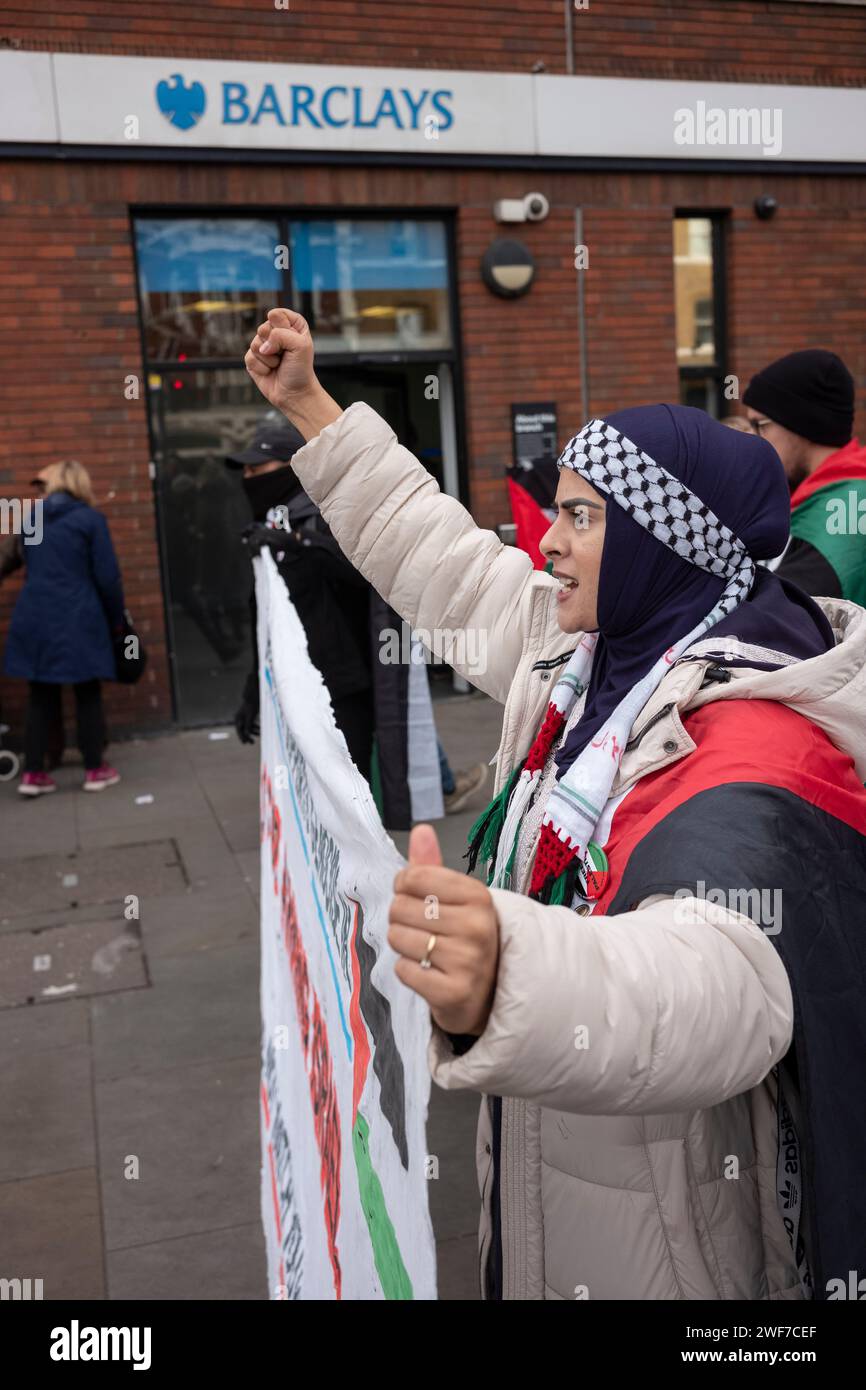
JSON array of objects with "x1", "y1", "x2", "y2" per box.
[{"x1": 511, "y1": 402, "x2": 558, "y2": 469}]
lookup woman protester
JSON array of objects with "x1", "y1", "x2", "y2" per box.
[
  {"x1": 245, "y1": 307, "x2": 866, "y2": 1302},
  {"x1": 4, "y1": 460, "x2": 125, "y2": 794}
]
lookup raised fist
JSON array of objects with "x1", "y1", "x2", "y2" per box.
[{"x1": 245, "y1": 308, "x2": 317, "y2": 415}]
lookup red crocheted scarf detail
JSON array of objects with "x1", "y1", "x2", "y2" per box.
[
  {"x1": 530, "y1": 820, "x2": 579, "y2": 896},
  {"x1": 523, "y1": 703, "x2": 566, "y2": 775}
]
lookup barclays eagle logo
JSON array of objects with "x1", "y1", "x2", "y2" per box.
[{"x1": 155, "y1": 74, "x2": 206, "y2": 131}]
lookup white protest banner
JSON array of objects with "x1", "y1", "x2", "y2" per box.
[{"x1": 255, "y1": 549, "x2": 437, "y2": 1300}]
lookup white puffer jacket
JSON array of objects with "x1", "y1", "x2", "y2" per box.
[{"x1": 289, "y1": 402, "x2": 866, "y2": 1301}]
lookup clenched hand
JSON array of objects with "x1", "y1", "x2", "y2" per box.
[{"x1": 245, "y1": 307, "x2": 342, "y2": 440}]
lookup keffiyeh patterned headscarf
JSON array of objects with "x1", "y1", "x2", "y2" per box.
[{"x1": 467, "y1": 406, "x2": 832, "y2": 905}]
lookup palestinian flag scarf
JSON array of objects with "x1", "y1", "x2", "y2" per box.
[{"x1": 468, "y1": 414, "x2": 763, "y2": 904}]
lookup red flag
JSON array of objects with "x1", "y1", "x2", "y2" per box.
[{"x1": 507, "y1": 476, "x2": 552, "y2": 569}]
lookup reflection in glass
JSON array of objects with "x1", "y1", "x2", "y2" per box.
[
  {"x1": 135, "y1": 218, "x2": 282, "y2": 360},
  {"x1": 148, "y1": 369, "x2": 272, "y2": 724},
  {"x1": 292, "y1": 220, "x2": 451, "y2": 353},
  {"x1": 673, "y1": 217, "x2": 716, "y2": 368}
]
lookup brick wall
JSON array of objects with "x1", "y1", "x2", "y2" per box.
[
  {"x1": 3, "y1": 0, "x2": 865, "y2": 85},
  {"x1": 727, "y1": 199, "x2": 866, "y2": 405},
  {"x1": 0, "y1": 161, "x2": 169, "y2": 739}
]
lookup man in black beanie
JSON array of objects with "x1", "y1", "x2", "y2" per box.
[{"x1": 743, "y1": 349, "x2": 866, "y2": 605}]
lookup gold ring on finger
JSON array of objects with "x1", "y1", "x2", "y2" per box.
[{"x1": 419, "y1": 933, "x2": 437, "y2": 971}]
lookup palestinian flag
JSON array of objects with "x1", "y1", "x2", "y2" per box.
[
  {"x1": 590, "y1": 695, "x2": 866, "y2": 1300},
  {"x1": 782, "y1": 440, "x2": 866, "y2": 604}
]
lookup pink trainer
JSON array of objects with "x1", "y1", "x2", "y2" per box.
[
  {"x1": 18, "y1": 771, "x2": 58, "y2": 797},
  {"x1": 83, "y1": 765, "x2": 121, "y2": 793}
]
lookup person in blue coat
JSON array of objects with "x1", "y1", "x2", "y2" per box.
[{"x1": 3, "y1": 459, "x2": 125, "y2": 795}]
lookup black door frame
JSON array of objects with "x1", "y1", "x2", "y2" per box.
[{"x1": 129, "y1": 205, "x2": 467, "y2": 724}]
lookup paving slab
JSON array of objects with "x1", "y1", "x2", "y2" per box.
[
  {"x1": 190, "y1": 765, "x2": 261, "y2": 801},
  {"x1": 171, "y1": 827, "x2": 252, "y2": 889},
  {"x1": 0, "y1": 920, "x2": 147, "y2": 1009},
  {"x1": 139, "y1": 880, "x2": 257, "y2": 960},
  {"x1": 91, "y1": 941, "x2": 259, "y2": 1082},
  {"x1": 73, "y1": 781, "x2": 213, "y2": 835},
  {"x1": 0, "y1": 839, "x2": 185, "y2": 922},
  {"x1": 0, "y1": 789, "x2": 78, "y2": 861},
  {"x1": 233, "y1": 848, "x2": 261, "y2": 898},
  {"x1": 0, "y1": 898, "x2": 122, "y2": 935},
  {"x1": 0, "y1": 996, "x2": 89, "y2": 1054},
  {"x1": 180, "y1": 728, "x2": 258, "y2": 763},
  {"x1": 97, "y1": 1054, "x2": 260, "y2": 1251},
  {"x1": 0, "y1": 1041, "x2": 95, "y2": 1182},
  {"x1": 210, "y1": 810, "x2": 262, "y2": 855},
  {"x1": 76, "y1": 818, "x2": 242, "y2": 889},
  {"x1": 0, "y1": 1167, "x2": 105, "y2": 1300},
  {"x1": 106, "y1": 1222, "x2": 266, "y2": 1300}
]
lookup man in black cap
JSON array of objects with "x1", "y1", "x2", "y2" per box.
[
  {"x1": 743, "y1": 349, "x2": 866, "y2": 605},
  {"x1": 226, "y1": 411, "x2": 376, "y2": 779}
]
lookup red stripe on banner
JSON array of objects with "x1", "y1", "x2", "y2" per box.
[
  {"x1": 507, "y1": 477, "x2": 552, "y2": 570},
  {"x1": 260, "y1": 1080, "x2": 270, "y2": 1132},
  {"x1": 267, "y1": 1139, "x2": 282, "y2": 1245},
  {"x1": 347, "y1": 897, "x2": 372, "y2": 1124},
  {"x1": 594, "y1": 700, "x2": 866, "y2": 914},
  {"x1": 280, "y1": 863, "x2": 343, "y2": 1299}
]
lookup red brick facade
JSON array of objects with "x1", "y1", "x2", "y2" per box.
[
  {"x1": 1, "y1": 3, "x2": 865, "y2": 735},
  {"x1": 4, "y1": 0, "x2": 866, "y2": 86}
]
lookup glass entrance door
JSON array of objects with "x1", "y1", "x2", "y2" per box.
[
  {"x1": 147, "y1": 371, "x2": 262, "y2": 726},
  {"x1": 135, "y1": 214, "x2": 460, "y2": 725}
]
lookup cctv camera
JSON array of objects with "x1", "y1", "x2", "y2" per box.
[
  {"x1": 524, "y1": 192, "x2": 550, "y2": 222},
  {"x1": 754, "y1": 195, "x2": 778, "y2": 221}
]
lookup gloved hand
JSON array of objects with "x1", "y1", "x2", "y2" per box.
[
  {"x1": 234, "y1": 672, "x2": 261, "y2": 744},
  {"x1": 241, "y1": 522, "x2": 302, "y2": 559}
]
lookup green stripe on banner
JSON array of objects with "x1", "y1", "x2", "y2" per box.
[{"x1": 352, "y1": 1111, "x2": 414, "y2": 1300}]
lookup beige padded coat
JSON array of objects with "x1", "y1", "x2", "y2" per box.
[{"x1": 289, "y1": 401, "x2": 866, "y2": 1302}]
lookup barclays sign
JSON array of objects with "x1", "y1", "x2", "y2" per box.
[
  {"x1": 219, "y1": 81, "x2": 453, "y2": 135},
  {"x1": 154, "y1": 71, "x2": 454, "y2": 136},
  {"x1": 36, "y1": 53, "x2": 507, "y2": 155},
  {"x1": 4, "y1": 50, "x2": 866, "y2": 163}
]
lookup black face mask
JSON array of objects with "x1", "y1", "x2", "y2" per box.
[{"x1": 241, "y1": 464, "x2": 301, "y2": 522}]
